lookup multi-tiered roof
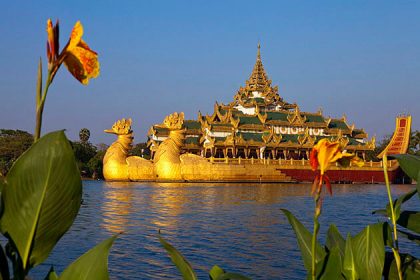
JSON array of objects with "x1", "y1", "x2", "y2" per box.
[{"x1": 148, "y1": 45, "x2": 375, "y2": 159}]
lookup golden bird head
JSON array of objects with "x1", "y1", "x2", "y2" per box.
[
  {"x1": 104, "y1": 118, "x2": 132, "y2": 135},
  {"x1": 163, "y1": 112, "x2": 184, "y2": 130}
]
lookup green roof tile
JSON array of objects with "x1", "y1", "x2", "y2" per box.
[
  {"x1": 184, "y1": 120, "x2": 201, "y2": 129},
  {"x1": 329, "y1": 120, "x2": 348, "y2": 129},
  {"x1": 266, "y1": 111, "x2": 289, "y2": 121},
  {"x1": 281, "y1": 134, "x2": 299, "y2": 143},
  {"x1": 239, "y1": 116, "x2": 262, "y2": 125},
  {"x1": 185, "y1": 137, "x2": 199, "y2": 144},
  {"x1": 239, "y1": 132, "x2": 263, "y2": 142},
  {"x1": 305, "y1": 114, "x2": 325, "y2": 123}
]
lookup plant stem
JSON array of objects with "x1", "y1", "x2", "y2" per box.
[
  {"x1": 312, "y1": 179, "x2": 322, "y2": 280},
  {"x1": 383, "y1": 155, "x2": 403, "y2": 280},
  {"x1": 34, "y1": 70, "x2": 52, "y2": 141}
]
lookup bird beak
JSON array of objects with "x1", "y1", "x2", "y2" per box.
[{"x1": 104, "y1": 129, "x2": 114, "y2": 134}]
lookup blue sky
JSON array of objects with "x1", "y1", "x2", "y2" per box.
[{"x1": 0, "y1": 0, "x2": 419, "y2": 144}]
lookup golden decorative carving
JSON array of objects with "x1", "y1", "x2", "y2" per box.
[
  {"x1": 378, "y1": 115, "x2": 412, "y2": 158},
  {"x1": 163, "y1": 112, "x2": 184, "y2": 130},
  {"x1": 103, "y1": 118, "x2": 154, "y2": 181}
]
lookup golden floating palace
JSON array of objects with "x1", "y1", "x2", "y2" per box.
[
  {"x1": 103, "y1": 45, "x2": 411, "y2": 183},
  {"x1": 147, "y1": 45, "x2": 375, "y2": 161}
]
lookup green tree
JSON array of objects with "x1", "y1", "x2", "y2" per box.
[
  {"x1": 72, "y1": 128, "x2": 100, "y2": 178},
  {"x1": 79, "y1": 128, "x2": 90, "y2": 143},
  {"x1": 0, "y1": 129, "x2": 33, "y2": 175},
  {"x1": 408, "y1": 130, "x2": 420, "y2": 156},
  {"x1": 87, "y1": 150, "x2": 106, "y2": 179}
]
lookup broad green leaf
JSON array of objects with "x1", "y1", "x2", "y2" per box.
[
  {"x1": 397, "y1": 211, "x2": 420, "y2": 234},
  {"x1": 320, "y1": 246, "x2": 344, "y2": 280},
  {"x1": 325, "y1": 224, "x2": 345, "y2": 258},
  {"x1": 0, "y1": 131, "x2": 82, "y2": 269},
  {"x1": 281, "y1": 209, "x2": 326, "y2": 273},
  {"x1": 374, "y1": 183, "x2": 416, "y2": 222},
  {"x1": 59, "y1": 235, "x2": 117, "y2": 280},
  {"x1": 44, "y1": 266, "x2": 58, "y2": 280},
  {"x1": 392, "y1": 154, "x2": 420, "y2": 198},
  {"x1": 159, "y1": 233, "x2": 197, "y2": 280},
  {"x1": 392, "y1": 154, "x2": 420, "y2": 180},
  {"x1": 210, "y1": 265, "x2": 225, "y2": 280},
  {"x1": 342, "y1": 234, "x2": 358, "y2": 280},
  {"x1": 352, "y1": 223, "x2": 385, "y2": 280},
  {"x1": 393, "y1": 189, "x2": 417, "y2": 221},
  {"x1": 387, "y1": 253, "x2": 420, "y2": 280}
]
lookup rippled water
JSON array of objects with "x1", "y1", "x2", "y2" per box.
[{"x1": 30, "y1": 181, "x2": 419, "y2": 279}]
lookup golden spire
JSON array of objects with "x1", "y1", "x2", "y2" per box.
[
  {"x1": 246, "y1": 43, "x2": 272, "y2": 92},
  {"x1": 257, "y1": 42, "x2": 261, "y2": 61}
]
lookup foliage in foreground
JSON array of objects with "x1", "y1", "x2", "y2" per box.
[
  {"x1": 283, "y1": 154, "x2": 420, "y2": 279},
  {"x1": 159, "y1": 232, "x2": 250, "y2": 280},
  {"x1": 0, "y1": 18, "x2": 118, "y2": 280}
]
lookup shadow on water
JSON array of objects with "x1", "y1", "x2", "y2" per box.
[{"x1": 30, "y1": 181, "x2": 419, "y2": 279}]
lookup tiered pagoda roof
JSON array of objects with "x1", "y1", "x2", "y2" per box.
[{"x1": 147, "y1": 45, "x2": 375, "y2": 155}]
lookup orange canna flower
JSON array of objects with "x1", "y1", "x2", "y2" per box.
[
  {"x1": 46, "y1": 19, "x2": 99, "y2": 85},
  {"x1": 62, "y1": 21, "x2": 100, "y2": 85},
  {"x1": 310, "y1": 139, "x2": 349, "y2": 175},
  {"x1": 46, "y1": 19, "x2": 59, "y2": 64},
  {"x1": 310, "y1": 138, "x2": 363, "y2": 195}
]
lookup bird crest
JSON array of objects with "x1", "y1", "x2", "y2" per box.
[
  {"x1": 105, "y1": 118, "x2": 132, "y2": 135},
  {"x1": 163, "y1": 112, "x2": 184, "y2": 130}
]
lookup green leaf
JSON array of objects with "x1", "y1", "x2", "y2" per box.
[
  {"x1": 58, "y1": 235, "x2": 117, "y2": 280},
  {"x1": 325, "y1": 224, "x2": 345, "y2": 258},
  {"x1": 392, "y1": 154, "x2": 420, "y2": 180},
  {"x1": 281, "y1": 209, "x2": 326, "y2": 273},
  {"x1": 387, "y1": 253, "x2": 420, "y2": 280},
  {"x1": 397, "y1": 211, "x2": 420, "y2": 234},
  {"x1": 44, "y1": 266, "x2": 58, "y2": 280},
  {"x1": 393, "y1": 189, "x2": 417, "y2": 221},
  {"x1": 374, "y1": 189, "x2": 417, "y2": 222},
  {"x1": 352, "y1": 223, "x2": 385, "y2": 280},
  {"x1": 159, "y1": 233, "x2": 197, "y2": 280},
  {"x1": 392, "y1": 154, "x2": 420, "y2": 198},
  {"x1": 342, "y1": 234, "x2": 358, "y2": 280},
  {"x1": 0, "y1": 131, "x2": 82, "y2": 269},
  {"x1": 320, "y1": 246, "x2": 344, "y2": 280},
  {"x1": 209, "y1": 266, "x2": 251, "y2": 280},
  {"x1": 209, "y1": 265, "x2": 225, "y2": 280}
]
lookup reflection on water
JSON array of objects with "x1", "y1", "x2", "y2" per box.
[
  {"x1": 102, "y1": 182, "x2": 135, "y2": 234},
  {"x1": 32, "y1": 182, "x2": 420, "y2": 280}
]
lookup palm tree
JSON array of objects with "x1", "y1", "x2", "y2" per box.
[{"x1": 79, "y1": 128, "x2": 90, "y2": 144}]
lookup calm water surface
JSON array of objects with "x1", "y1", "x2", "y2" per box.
[{"x1": 31, "y1": 181, "x2": 419, "y2": 279}]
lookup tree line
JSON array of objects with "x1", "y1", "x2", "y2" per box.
[
  {"x1": 0, "y1": 128, "x2": 418, "y2": 179},
  {"x1": 0, "y1": 128, "x2": 150, "y2": 179}
]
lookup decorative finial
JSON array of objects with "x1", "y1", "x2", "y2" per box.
[
  {"x1": 257, "y1": 43, "x2": 261, "y2": 60},
  {"x1": 104, "y1": 118, "x2": 132, "y2": 135}
]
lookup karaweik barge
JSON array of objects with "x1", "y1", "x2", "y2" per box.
[{"x1": 103, "y1": 45, "x2": 411, "y2": 183}]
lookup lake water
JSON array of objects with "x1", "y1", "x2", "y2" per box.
[{"x1": 31, "y1": 181, "x2": 419, "y2": 279}]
